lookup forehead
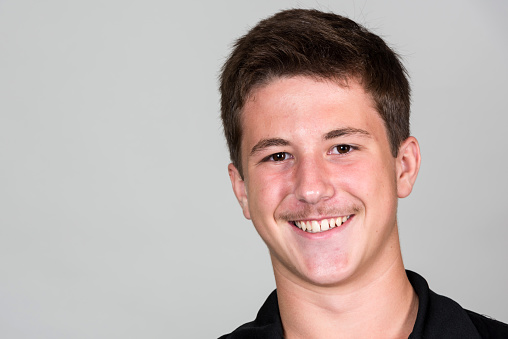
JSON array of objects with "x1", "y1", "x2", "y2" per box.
[{"x1": 240, "y1": 76, "x2": 385, "y2": 147}]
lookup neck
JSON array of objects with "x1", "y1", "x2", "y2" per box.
[{"x1": 273, "y1": 236, "x2": 418, "y2": 339}]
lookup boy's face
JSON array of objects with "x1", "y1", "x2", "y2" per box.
[{"x1": 229, "y1": 76, "x2": 419, "y2": 287}]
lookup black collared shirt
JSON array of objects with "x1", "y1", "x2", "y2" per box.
[{"x1": 219, "y1": 271, "x2": 508, "y2": 338}]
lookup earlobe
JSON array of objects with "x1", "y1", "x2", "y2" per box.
[
  {"x1": 396, "y1": 137, "x2": 421, "y2": 198},
  {"x1": 228, "y1": 163, "x2": 251, "y2": 220}
]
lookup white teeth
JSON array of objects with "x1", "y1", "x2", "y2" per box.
[
  {"x1": 293, "y1": 215, "x2": 352, "y2": 233},
  {"x1": 296, "y1": 221, "x2": 306, "y2": 231},
  {"x1": 311, "y1": 220, "x2": 320, "y2": 233},
  {"x1": 320, "y1": 219, "x2": 329, "y2": 231}
]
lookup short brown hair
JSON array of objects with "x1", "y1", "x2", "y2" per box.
[{"x1": 220, "y1": 9, "x2": 410, "y2": 177}]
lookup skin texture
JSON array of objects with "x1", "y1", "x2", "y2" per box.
[{"x1": 229, "y1": 76, "x2": 421, "y2": 338}]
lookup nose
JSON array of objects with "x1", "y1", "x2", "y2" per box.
[{"x1": 293, "y1": 155, "x2": 335, "y2": 204}]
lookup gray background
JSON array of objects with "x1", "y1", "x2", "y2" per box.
[{"x1": 1, "y1": 0, "x2": 507, "y2": 338}]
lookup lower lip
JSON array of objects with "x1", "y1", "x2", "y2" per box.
[{"x1": 290, "y1": 216, "x2": 353, "y2": 239}]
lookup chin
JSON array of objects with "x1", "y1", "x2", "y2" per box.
[{"x1": 297, "y1": 255, "x2": 359, "y2": 287}]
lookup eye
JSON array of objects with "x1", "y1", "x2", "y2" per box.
[
  {"x1": 331, "y1": 144, "x2": 354, "y2": 155},
  {"x1": 266, "y1": 152, "x2": 292, "y2": 162}
]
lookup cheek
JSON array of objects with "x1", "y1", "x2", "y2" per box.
[
  {"x1": 335, "y1": 163, "x2": 373, "y2": 196},
  {"x1": 247, "y1": 170, "x2": 293, "y2": 218},
  {"x1": 338, "y1": 159, "x2": 397, "y2": 203}
]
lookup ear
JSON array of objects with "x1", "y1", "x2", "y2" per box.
[
  {"x1": 396, "y1": 137, "x2": 421, "y2": 198},
  {"x1": 228, "y1": 163, "x2": 251, "y2": 220}
]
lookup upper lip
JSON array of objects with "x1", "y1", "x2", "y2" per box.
[{"x1": 291, "y1": 215, "x2": 352, "y2": 222}]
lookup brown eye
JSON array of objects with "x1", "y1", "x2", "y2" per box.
[
  {"x1": 335, "y1": 145, "x2": 351, "y2": 154},
  {"x1": 271, "y1": 152, "x2": 287, "y2": 161}
]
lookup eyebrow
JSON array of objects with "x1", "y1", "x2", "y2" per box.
[
  {"x1": 323, "y1": 127, "x2": 371, "y2": 140},
  {"x1": 250, "y1": 138, "x2": 290, "y2": 156},
  {"x1": 249, "y1": 128, "x2": 371, "y2": 156}
]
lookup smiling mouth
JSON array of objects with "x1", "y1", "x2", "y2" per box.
[{"x1": 291, "y1": 215, "x2": 352, "y2": 233}]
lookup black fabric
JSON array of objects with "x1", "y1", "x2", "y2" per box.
[
  {"x1": 218, "y1": 290, "x2": 283, "y2": 339},
  {"x1": 219, "y1": 270, "x2": 508, "y2": 338}
]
